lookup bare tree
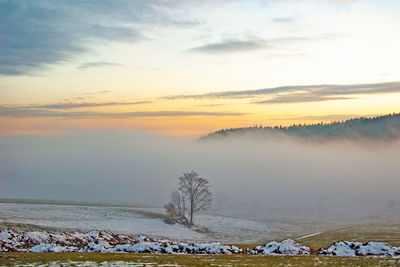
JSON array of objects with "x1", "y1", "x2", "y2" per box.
[
  {"x1": 163, "y1": 191, "x2": 188, "y2": 225},
  {"x1": 171, "y1": 191, "x2": 186, "y2": 219},
  {"x1": 178, "y1": 171, "x2": 212, "y2": 227},
  {"x1": 163, "y1": 202, "x2": 177, "y2": 224}
]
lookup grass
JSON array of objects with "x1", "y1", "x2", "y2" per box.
[
  {"x1": 230, "y1": 223, "x2": 400, "y2": 252},
  {"x1": 0, "y1": 198, "x2": 157, "y2": 209},
  {"x1": 124, "y1": 209, "x2": 165, "y2": 220},
  {"x1": 300, "y1": 223, "x2": 400, "y2": 251},
  {"x1": 1, "y1": 252, "x2": 399, "y2": 266}
]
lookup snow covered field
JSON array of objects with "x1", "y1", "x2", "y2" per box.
[{"x1": 0, "y1": 202, "x2": 276, "y2": 243}]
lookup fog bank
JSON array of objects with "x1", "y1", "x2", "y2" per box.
[{"x1": 1, "y1": 131, "x2": 399, "y2": 223}]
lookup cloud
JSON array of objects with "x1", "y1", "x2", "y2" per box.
[
  {"x1": 24, "y1": 101, "x2": 152, "y2": 110},
  {"x1": 275, "y1": 0, "x2": 359, "y2": 2},
  {"x1": 163, "y1": 81, "x2": 400, "y2": 104},
  {"x1": 63, "y1": 90, "x2": 112, "y2": 102},
  {"x1": 188, "y1": 40, "x2": 268, "y2": 54},
  {"x1": 0, "y1": 106, "x2": 246, "y2": 118},
  {"x1": 254, "y1": 94, "x2": 354, "y2": 104},
  {"x1": 0, "y1": 0, "x2": 198, "y2": 75},
  {"x1": 327, "y1": 0, "x2": 360, "y2": 2},
  {"x1": 77, "y1": 62, "x2": 123, "y2": 70},
  {"x1": 187, "y1": 34, "x2": 337, "y2": 55},
  {"x1": 271, "y1": 113, "x2": 381, "y2": 121},
  {"x1": 196, "y1": 103, "x2": 226, "y2": 107},
  {"x1": 84, "y1": 90, "x2": 111, "y2": 96},
  {"x1": 163, "y1": 85, "x2": 303, "y2": 99},
  {"x1": 271, "y1": 17, "x2": 297, "y2": 23}
]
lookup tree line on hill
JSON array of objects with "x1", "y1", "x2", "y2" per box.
[{"x1": 200, "y1": 113, "x2": 400, "y2": 141}]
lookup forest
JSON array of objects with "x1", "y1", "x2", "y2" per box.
[{"x1": 200, "y1": 113, "x2": 400, "y2": 141}]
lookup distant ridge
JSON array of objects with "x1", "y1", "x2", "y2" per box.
[{"x1": 200, "y1": 113, "x2": 400, "y2": 141}]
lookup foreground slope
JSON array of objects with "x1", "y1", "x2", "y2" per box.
[{"x1": 1, "y1": 253, "x2": 399, "y2": 266}]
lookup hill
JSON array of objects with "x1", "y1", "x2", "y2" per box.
[{"x1": 200, "y1": 113, "x2": 400, "y2": 141}]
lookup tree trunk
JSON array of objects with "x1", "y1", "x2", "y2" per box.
[
  {"x1": 189, "y1": 210, "x2": 193, "y2": 227},
  {"x1": 189, "y1": 197, "x2": 194, "y2": 227}
]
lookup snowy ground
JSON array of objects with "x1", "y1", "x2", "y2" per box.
[{"x1": 0, "y1": 202, "x2": 277, "y2": 243}]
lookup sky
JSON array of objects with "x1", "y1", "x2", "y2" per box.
[{"x1": 1, "y1": 0, "x2": 400, "y2": 136}]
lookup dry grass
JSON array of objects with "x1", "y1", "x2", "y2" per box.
[{"x1": 299, "y1": 223, "x2": 400, "y2": 251}]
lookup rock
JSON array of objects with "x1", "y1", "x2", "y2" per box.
[
  {"x1": 0, "y1": 229, "x2": 241, "y2": 254},
  {"x1": 319, "y1": 241, "x2": 400, "y2": 257},
  {"x1": 251, "y1": 239, "x2": 310, "y2": 255}
]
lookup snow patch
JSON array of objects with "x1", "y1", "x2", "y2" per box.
[
  {"x1": 251, "y1": 239, "x2": 310, "y2": 255},
  {"x1": 319, "y1": 241, "x2": 400, "y2": 257},
  {"x1": 296, "y1": 232, "x2": 322, "y2": 240},
  {"x1": 28, "y1": 243, "x2": 79, "y2": 253}
]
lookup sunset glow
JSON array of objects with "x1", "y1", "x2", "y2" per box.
[{"x1": 1, "y1": 0, "x2": 400, "y2": 135}]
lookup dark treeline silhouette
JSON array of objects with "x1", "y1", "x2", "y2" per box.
[{"x1": 200, "y1": 113, "x2": 400, "y2": 141}]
